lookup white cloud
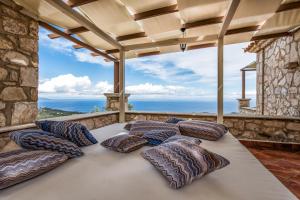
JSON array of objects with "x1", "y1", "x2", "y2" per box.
[{"x1": 95, "y1": 81, "x2": 114, "y2": 93}]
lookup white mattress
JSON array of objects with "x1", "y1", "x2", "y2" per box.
[{"x1": 0, "y1": 123, "x2": 297, "y2": 200}]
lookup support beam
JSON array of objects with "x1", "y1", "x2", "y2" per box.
[
  {"x1": 184, "y1": 16, "x2": 223, "y2": 29},
  {"x1": 106, "y1": 49, "x2": 120, "y2": 54},
  {"x1": 217, "y1": 38, "x2": 224, "y2": 124},
  {"x1": 116, "y1": 32, "x2": 146, "y2": 41},
  {"x1": 45, "y1": 0, "x2": 122, "y2": 49},
  {"x1": 219, "y1": 0, "x2": 240, "y2": 38},
  {"x1": 67, "y1": 0, "x2": 98, "y2": 8},
  {"x1": 134, "y1": 4, "x2": 178, "y2": 21},
  {"x1": 187, "y1": 43, "x2": 216, "y2": 51},
  {"x1": 276, "y1": 1, "x2": 300, "y2": 13},
  {"x1": 48, "y1": 26, "x2": 89, "y2": 39},
  {"x1": 261, "y1": 48, "x2": 265, "y2": 115},
  {"x1": 114, "y1": 61, "x2": 120, "y2": 93},
  {"x1": 241, "y1": 70, "x2": 246, "y2": 99},
  {"x1": 39, "y1": 21, "x2": 116, "y2": 61},
  {"x1": 73, "y1": 44, "x2": 83, "y2": 49},
  {"x1": 251, "y1": 31, "x2": 291, "y2": 41},
  {"x1": 137, "y1": 51, "x2": 160, "y2": 57},
  {"x1": 119, "y1": 49, "x2": 125, "y2": 123},
  {"x1": 225, "y1": 25, "x2": 259, "y2": 35}
]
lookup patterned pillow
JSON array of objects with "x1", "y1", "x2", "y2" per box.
[
  {"x1": 165, "y1": 117, "x2": 185, "y2": 124},
  {"x1": 101, "y1": 133, "x2": 148, "y2": 153},
  {"x1": 129, "y1": 120, "x2": 180, "y2": 137},
  {"x1": 35, "y1": 120, "x2": 98, "y2": 146},
  {"x1": 143, "y1": 130, "x2": 177, "y2": 146},
  {"x1": 0, "y1": 149, "x2": 68, "y2": 189},
  {"x1": 163, "y1": 135, "x2": 202, "y2": 145},
  {"x1": 178, "y1": 120, "x2": 228, "y2": 141},
  {"x1": 142, "y1": 140, "x2": 229, "y2": 189},
  {"x1": 10, "y1": 129, "x2": 83, "y2": 158}
]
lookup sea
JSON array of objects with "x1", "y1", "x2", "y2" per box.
[{"x1": 38, "y1": 98, "x2": 256, "y2": 114}]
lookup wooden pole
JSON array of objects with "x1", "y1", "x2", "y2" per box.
[
  {"x1": 119, "y1": 50, "x2": 125, "y2": 123},
  {"x1": 217, "y1": 37, "x2": 224, "y2": 124},
  {"x1": 261, "y1": 49, "x2": 265, "y2": 115},
  {"x1": 114, "y1": 62, "x2": 120, "y2": 93},
  {"x1": 242, "y1": 70, "x2": 246, "y2": 99}
]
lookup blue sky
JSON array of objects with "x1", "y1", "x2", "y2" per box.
[{"x1": 38, "y1": 27, "x2": 256, "y2": 101}]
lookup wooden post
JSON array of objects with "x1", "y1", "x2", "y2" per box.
[
  {"x1": 114, "y1": 61, "x2": 119, "y2": 93},
  {"x1": 261, "y1": 49, "x2": 265, "y2": 115},
  {"x1": 242, "y1": 70, "x2": 246, "y2": 99},
  {"x1": 217, "y1": 37, "x2": 224, "y2": 124},
  {"x1": 119, "y1": 50, "x2": 125, "y2": 123}
]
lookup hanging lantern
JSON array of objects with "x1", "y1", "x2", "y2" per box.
[{"x1": 179, "y1": 27, "x2": 187, "y2": 52}]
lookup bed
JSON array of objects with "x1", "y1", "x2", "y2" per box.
[{"x1": 0, "y1": 123, "x2": 297, "y2": 200}]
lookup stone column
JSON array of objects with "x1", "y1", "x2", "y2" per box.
[
  {"x1": 237, "y1": 98, "x2": 251, "y2": 111},
  {"x1": 0, "y1": 0, "x2": 39, "y2": 127},
  {"x1": 104, "y1": 93, "x2": 130, "y2": 111}
]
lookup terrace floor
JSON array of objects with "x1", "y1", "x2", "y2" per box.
[{"x1": 248, "y1": 148, "x2": 300, "y2": 199}]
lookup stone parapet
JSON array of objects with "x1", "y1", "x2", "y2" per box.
[{"x1": 104, "y1": 93, "x2": 130, "y2": 111}]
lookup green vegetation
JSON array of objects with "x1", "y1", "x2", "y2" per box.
[
  {"x1": 37, "y1": 107, "x2": 83, "y2": 119},
  {"x1": 128, "y1": 103, "x2": 133, "y2": 110}
]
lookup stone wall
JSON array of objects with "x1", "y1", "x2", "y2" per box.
[
  {"x1": 0, "y1": 0, "x2": 38, "y2": 127},
  {"x1": 240, "y1": 107, "x2": 256, "y2": 115},
  {"x1": 256, "y1": 30, "x2": 300, "y2": 116},
  {"x1": 126, "y1": 111, "x2": 300, "y2": 143},
  {"x1": 0, "y1": 111, "x2": 119, "y2": 151}
]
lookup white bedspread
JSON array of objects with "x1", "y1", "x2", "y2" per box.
[{"x1": 0, "y1": 123, "x2": 297, "y2": 200}]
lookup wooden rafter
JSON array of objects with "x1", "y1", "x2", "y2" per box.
[
  {"x1": 45, "y1": 0, "x2": 122, "y2": 49},
  {"x1": 106, "y1": 49, "x2": 120, "y2": 54},
  {"x1": 225, "y1": 25, "x2": 259, "y2": 35},
  {"x1": 251, "y1": 31, "x2": 291, "y2": 41},
  {"x1": 73, "y1": 44, "x2": 83, "y2": 49},
  {"x1": 134, "y1": 4, "x2": 178, "y2": 21},
  {"x1": 116, "y1": 32, "x2": 146, "y2": 41},
  {"x1": 47, "y1": 26, "x2": 88, "y2": 39},
  {"x1": 184, "y1": 17, "x2": 224, "y2": 29},
  {"x1": 276, "y1": 1, "x2": 300, "y2": 13},
  {"x1": 67, "y1": 0, "x2": 97, "y2": 8},
  {"x1": 187, "y1": 43, "x2": 216, "y2": 51},
  {"x1": 219, "y1": 0, "x2": 240, "y2": 38},
  {"x1": 137, "y1": 51, "x2": 160, "y2": 57},
  {"x1": 39, "y1": 21, "x2": 116, "y2": 61}
]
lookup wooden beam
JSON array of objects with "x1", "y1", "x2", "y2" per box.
[
  {"x1": 219, "y1": 0, "x2": 240, "y2": 38},
  {"x1": 187, "y1": 43, "x2": 216, "y2": 51},
  {"x1": 45, "y1": 0, "x2": 122, "y2": 49},
  {"x1": 137, "y1": 51, "x2": 160, "y2": 57},
  {"x1": 184, "y1": 16, "x2": 223, "y2": 29},
  {"x1": 134, "y1": 4, "x2": 178, "y2": 21},
  {"x1": 119, "y1": 49, "x2": 125, "y2": 123},
  {"x1": 276, "y1": 1, "x2": 300, "y2": 13},
  {"x1": 217, "y1": 37, "x2": 224, "y2": 124},
  {"x1": 39, "y1": 21, "x2": 116, "y2": 61},
  {"x1": 114, "y1": 62, "x2": 120, "y2": 93},
  {"x1": 242, "y1": 70, "x2": 245, "y2": 99},
  {"x1": 67, "y1": 0, "x2": 97, "y2": 8},
  {"x1": 116, "y1": 32, "x2": 146, "y2": 41},
  {"x1": 47, "y1": 26, "x2": 89, "y2": 39},
  {"x1": 73, "y1": 44, "x2": 83, "y2": 49},
  {"x1": 225, "y1": 25, "x2": 259, "y2": 35},
  {"x1": 251, "y1": 31, "x2": 291, "y2": 41},
  {"x1": 106, "y1": 49, "x2": 120, "y2": 54}
]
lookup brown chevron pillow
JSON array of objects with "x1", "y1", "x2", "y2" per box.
[{"x1": 0, "y1": 149, "x2": 68, "y2": 190}]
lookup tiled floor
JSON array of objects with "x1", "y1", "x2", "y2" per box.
[{"x1": 248, "y1": 148, "x2": 300, "y2": 199}]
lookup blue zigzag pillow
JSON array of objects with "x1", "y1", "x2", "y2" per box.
[
  {"x1": 10, "y1": 129, "x2": 83, "y2": 158},
  {"x1": 143, "y1": 130, "x2": 177, "y2": 146},
  {"x1": 36, "y1": 120, "x2": 98, "y2": 146}
]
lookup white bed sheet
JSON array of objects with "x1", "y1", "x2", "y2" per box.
[{"x1": 0, "y1": 123, "x2": 297, "y2": 200}]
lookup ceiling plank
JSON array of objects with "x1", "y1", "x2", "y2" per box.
[
  {"x1": 47, "y1": 26, "x2": 88, "y2": 39},
  {"x1": 225, "y1": 25, "x2": 259, "y2": 35},
  {"x1": 67, "y1": 0, "x2": 98, "y2": 8},
  {"x1": 187, "y1": 43, "x2": 216, "y2": 51},
  {"x1": 251, "y1": 31, "x2": 291, "y2": 41},
  {"x1": 39, "y1": 21, "x2": 116, "y2": 61},
  {"x1": 117, "y1": 32, "x2": 146, "y2": 41},
  {"x1": 45, "y1": 0, "x2": 122, "y2": 49},
  {"x1": 276, "y1": 1, "x2": 300, "y2": 13},
  {"x1": 219, "y1": 0, "x2": 240, "y2": 38},
  {"x1": 134, "y1": 4, "x2": 178, "y2": 21},
  {"x1": 137, "y1": 51, "x2": 160, "y2": 57},
  {"x1": 184, "y1": 16, "x2": 223, "y2": 29}
]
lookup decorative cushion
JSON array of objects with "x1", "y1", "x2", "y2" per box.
[
  {"x1": 35, "y1": 120, "x2": 98, "y2": 146},
  {"x1": 165, "y1": 117, "x2": 185, "y2": 124},
  {"x1": 163, "y1": 135, "x2": 202, "y2": 145},
  {"x1": 178, "y1": 120, "x2": 228, "y2": 141},
  {"x1": 143, "y1": 130, "x2": 177, "y2": 146},
  {"x1": 101, "y1": 133, "x2": 148, "y2": 153},
  {"x1": 10, "y1": 129, "x2": 83, "y2": 158},
  {"x1": 0, "y1": 140, "x2": 21, "y2": 153},
  {"x1": 0, "y1": 149, "x2": 68, "y2": 190},
  {"x1": 129, "y1": 120, "x2": 180, "y2": 137},
  {"x1": 142, "y1": 140, "x2": 230, "y2": 189},
  {"x1": 124, "y1": 121, "x2": 135, "y2": 131}
]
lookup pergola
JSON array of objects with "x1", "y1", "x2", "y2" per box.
[{"x1": 14, "y1": 0, "x2": 300, "y2": 123}]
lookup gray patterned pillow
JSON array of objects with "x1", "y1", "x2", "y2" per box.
[
  {"x1": 163, "y1": 135, "x2": 202, "y2": 145},
  {"x1": 0, "y1": 149, "x2": 68, "y2": 189},
  {"x1": 101, "y1": 133, "x2": 148, "y2": 153},
  {"x1": 142, "y1": 140, "x2": 229, "y2": 189},
  {"x1": 129, "y1": 120, "x2": 180, "y2": 137},
  {"x1": 143, "y1": 130, "x2": 177, "y2": 146},
  {"x1": 178, "y1": 120, "x2": 228, "y2": 141},
  {"x1": 10, "y1": 129, "x2": 83, "y2": 158}
]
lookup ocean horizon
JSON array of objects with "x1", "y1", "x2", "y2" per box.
[{"x1": 38, "y1": 98, "x2": 256, "y2": 114}]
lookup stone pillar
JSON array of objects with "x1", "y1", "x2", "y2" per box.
[
  {"x1": 104, "y1": 93, "x2": 130, "y2": 111},
  {"x1": 237, "y1": 98, "x2": 251, "y2": 111},
  {"x1": 0, "y1": 0, "x2": 39, "y2": 127}
]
